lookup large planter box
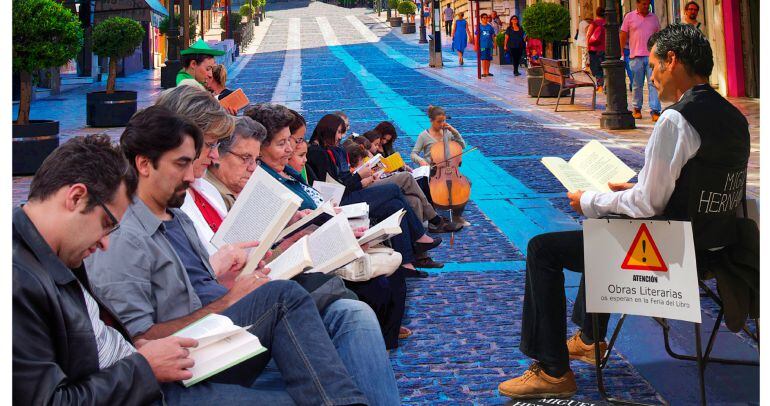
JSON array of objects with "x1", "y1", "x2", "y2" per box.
[
  {"x1": 527, "y1": 66, "x2": 570, "y2": 98},
  {"x1": 86, "y1": 90, "x2": 138, "y2": 127},
  {"x1": 401, "y1": 22, "x2": 415, "y2": 34},
  {"x1": 389, "y1": 17, "x2": 402, "y2": 27},
  {"x1": 493, "y1": 45, "x2": 511, "y2": 65},
  {"x1": 13, "y1": 119, "x2": 60, "y2": 175}
]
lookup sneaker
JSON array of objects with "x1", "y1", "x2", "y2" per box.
[
  {"x1": 651, "y1": 111, "x2": 661, "y2": 122},
  {"x1": 566, "y1": 331, "x2": 608, "y2": 366},
  {"x1": 498, "y1": 363, "x2": 577, "y2": 399},
  {"x1": 428, "y1": 217, "x2": 463, "y2": 233},
  {"x1": 631, "y1": 108, "x2": 642, "y2": 119}
]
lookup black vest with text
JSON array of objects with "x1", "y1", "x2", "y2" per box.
[{"x1": 664, "y1": 84, "x2": 750, "y2": 251}]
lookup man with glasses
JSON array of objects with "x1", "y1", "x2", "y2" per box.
[{"x1": 683, "y1": 1, "x2": 701, "y2": 29}]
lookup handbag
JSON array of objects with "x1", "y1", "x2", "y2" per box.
[{"x1": 333, "y1": 245, "x2": 402, "y2": 282}]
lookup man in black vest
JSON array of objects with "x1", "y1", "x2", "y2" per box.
[{"x1": 498, "y1": 23, "x2": 750, "y2": 399}]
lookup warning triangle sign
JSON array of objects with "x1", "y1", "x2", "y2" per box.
[{"x1": 621, "y1": 223, "x2": 668, "y2": 272}]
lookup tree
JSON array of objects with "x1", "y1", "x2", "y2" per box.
[
  {"x1": 92, "y1": 17, "x2": 145, "y2": 94},
  {"x1": 158, "y1": 15, "x2": 197, "y2": 39},
  {"x1": 387, "y1": 0, "x2": 401, "y2": 16},
  {"x1": 13, "y1": 0, "x2": 82, "y2": 125},
  {"x1": 396, "y1": 0, "x2": 416, "y2": 23},
  {"x1": 239, "y1": 3, "x2": 254, "y2": 18},
  {"x1": 521, "y1": 2, "x2": 570, "y2": 44}
]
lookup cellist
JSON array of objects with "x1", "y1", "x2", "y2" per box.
[{"x1": 410, "y1": 106, "x2": 472, "y2": 226}]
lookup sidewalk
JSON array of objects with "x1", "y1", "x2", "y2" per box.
[{"x1": 376, "y1": 13, "x2": 760, "y2": 198}]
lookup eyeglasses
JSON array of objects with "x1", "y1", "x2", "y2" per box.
[
  {"x1": 94, "y1": 198, "x2": 120, "y2": 236},
  {"x1": 204, "y1": 140, "x2": 221, "y2": 150},
  {"x1": 228, "y1": 151, "x2": 257, "y2": 167}
]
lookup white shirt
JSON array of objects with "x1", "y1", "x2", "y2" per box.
[
  {"x1": 580, "y1": 108, "x2": 701, "y2": 219},
  {"x1": 78, "y1": 282, "x2": 137, "y2": 369},
  {"x1": 181, "y1": 176, "x2": 229, "y2": 256},
  {"x1": 576, "y1": 19, "x2": 591, "y2": 47}
]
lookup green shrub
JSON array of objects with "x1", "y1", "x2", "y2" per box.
[
  {"x1": 387, "y1": 0, "x2": 400, "y2": 12},
  {"x1": 495, "y1": 32, "x2": 506, "y2": 48},
  {"x1": 220, "y1": 15, "x2": 242, "y2": 31},
  {"x1": 239, "y1": 3, "x2": 253, "y2": 18},
  {"x1": 396, "y1": 0, "x2": 416, "y2": 16},
  {"x1": 93, "y1": 17, "x2": 145, "y2": 94},
  {"x1": 521, "y1": 2, "x2": 570, "y2": 43},
  {"x1": 158, "y1": 15, "x2": 197, "y2": 38},
  {"x1": 13, "y1": 0, "x2": 82, "y2": 124}
]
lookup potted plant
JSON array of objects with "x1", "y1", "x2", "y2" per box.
[
  {"x1": 493, "y1": 32, "x2": 511, "y2": 65},
  {"x1": 521, "y1": 2, "x2": 570, "y2": 97},
  {"x1": 86, "y1": 17, "x2": 145, "y2": 128},
  {"x1": 240, "y1": 3, "x2": 254, "y2": 24},
  {"x1": 387, "y1": 0, "x2": 402, "y2": 27},
  {"x1": 220, "y1": 14, "x2": 242, "y2": 41},
  {"x1": 13, "y1": 0, "x2": 82, "y2": 175},
  {"x1": 397, "y1": 0, "x2": 416, "y2": 34}
]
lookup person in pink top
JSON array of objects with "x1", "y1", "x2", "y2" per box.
[{"x1": 620, "y1": 0, "x2": 661, "y2": 121}]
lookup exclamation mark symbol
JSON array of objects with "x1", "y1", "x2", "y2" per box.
[{"x1": 642, "y1": 240, "x2": 647, "y2": 263}]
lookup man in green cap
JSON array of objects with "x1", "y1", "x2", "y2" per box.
[{"x1": 176, "y1": 39, "x2": 226, "y2": 88}]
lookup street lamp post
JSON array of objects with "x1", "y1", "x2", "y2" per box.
[
  {"x1": 161, "y1": 0, "x2": 182, "y2": 88},
  {"x1": 419, "y1": 2, "x2": 428, "y2": 43},
  {"x1": 600, "y1": 0, "x2": 635, "y2": 129}
]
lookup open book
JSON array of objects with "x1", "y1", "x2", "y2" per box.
[
  {"x1": 219, "y1": 88, "x2": 250, "y2": 111},
  {"x1": 411, "y1": 165, "x2": 431, "y2": 179},
  {"x1": 173, "y1": 314, "x2": 266, "y2": 387},
  {"x1": 313, "y1": 180, "x2": 345, "y2": 205},
  {"x1": 358, "y1": 209, "x2": 405, "y2": 246},
  {"x1": 541, "y1": 140, "x2": 636, "y2": 193},
  {"x1": 339, "y1": 202, "x2": 369, "y2": 219},
  {"x1": 276, "y1": 200, "x2": 336, "y2": 240},
  {"x1": 355, "y1": 153, "x2": 385, "y2": 174},
  {"x1": 268, "y1": 215, "x2": 365, "y2": 278},
  {"x1": 211, "y1": 166, "x2": 302, "y2": 276},
  {"x1": 381, "y1": 152, "x2": 406, "y2": 172}
]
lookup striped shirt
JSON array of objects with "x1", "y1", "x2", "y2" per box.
[{"x1": 78, "y1": 282, "x2": 136, "y2": 369}]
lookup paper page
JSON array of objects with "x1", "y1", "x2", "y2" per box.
[
  {"x1": 212, "y1": 167, "x2": 302, "y2": 275},
  {"x1": 355, "y1": 154, "x2": 382, "y2": 174},
  {"x1": 182, "y1": 330, "x2": 266, "y2": 387},
  {"x1": 219, "y1": 88, "x2": 250, "y2": 111},
  {"x1": 381, "y1": 152, "x2": 406, "y2": 172},
  {"x1": 348, "y1": 217, "x2": 370, "y2": 230},
  {"x1": 339, "y1": 203, "x2": 369, "y2": 219},
  {"x1": 324, "y1": 174, "x2": 343, "y2": 186},
  {"x1": 411, "y1": 165, "x2": 431, "y2": 179},
  {"x1": 312, "y1": 181, "x2": 345, "y2": 205},
  {"x1": 173, "y1": 314, "x2": 241, "y2": 350},
  {"x1": 266, "y1": 236, "x2": 312, "y2": 280},
  {"x1": 568, "y1": 140, "x2": 636, "y2": 192},
  {"x1": 307, "y1": 215, "x2": 364, "y2": 274},
  {"x1": 277, "y1": 200, "x2": 336, "y2": 240},
  {"x1": 358, "y1": 209, "x2": 405, "y2": 246},
  {"x1": 541, "y1": 157, "x2": 597, "y2": 193}
]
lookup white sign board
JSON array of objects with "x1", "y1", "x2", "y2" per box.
[{"x1": 584, "y1": 219, "x2": 701, "y2": 323}]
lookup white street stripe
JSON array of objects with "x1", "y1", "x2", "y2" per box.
[
  {"x1": 345, "y1": 15, "x2": 380, "y2": 43},
  {"x1": 271, "y1": 18, "x2": 302, "y2": 110},
  {"x1": 316, "y1": 16, "x2": 340, "y2": 46}
]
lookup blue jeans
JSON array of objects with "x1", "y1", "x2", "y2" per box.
[
  {"x1": 623, "y1": 48, "x2": 633, "y2": 84},
  {"x1": 629, "y1": 56, "x2": 661, "y2": 113},
  {"x1": 163, "y1": 281, "x2": 368, "y2": 405},
  {"x1": 343, "y1": 183, "x2": 426, "y2": 264}
]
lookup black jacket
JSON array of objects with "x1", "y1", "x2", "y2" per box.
[
  {"x1": 12, "y1": 208, "x2": 161, "y2": 405},
  {"x1": 306, "y1": 144, "x2": 363, "y2": 194}
]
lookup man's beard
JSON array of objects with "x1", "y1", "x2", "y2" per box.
[{"x1": 167, "y1": 182, "x2": 191, "y2": 208}]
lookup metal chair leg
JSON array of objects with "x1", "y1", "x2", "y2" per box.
[
  {"x1": 695, "y1": 323, "x2": 706, "y2": 405},
  {"x1": 536, "y1": 77, "x2": 545, "y2": 105},
  {"x1": 555, "y1": 84, "x2": 563, "y2": 112}
]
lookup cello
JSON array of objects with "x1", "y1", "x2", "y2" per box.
[{"x1": 428, "y1": 127, "x2": 472, "y2": 244}]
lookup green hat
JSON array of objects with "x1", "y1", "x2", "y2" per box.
[{"x1": 180, "y1": 39, "x2": 226, "y2": 56}]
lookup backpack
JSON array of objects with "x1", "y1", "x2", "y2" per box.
[{"x1": 588, "y1": 21, "x2": 605, "y2": 47}]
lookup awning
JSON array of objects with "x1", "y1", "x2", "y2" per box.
[{"x1": 145, "y1": 0, "x2": 169, "y2": 15}]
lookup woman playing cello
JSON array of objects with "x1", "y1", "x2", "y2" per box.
[{"x1": 411, "y1": 106, "x2": 472, "y2": 226}]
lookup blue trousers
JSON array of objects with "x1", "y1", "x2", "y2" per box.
[
  {"x1": 629, "y1": 56, "x2": 661, "y2": 113},
  {"x1": 343, "y1": 183, "x2": 426, "y2": 264},
  {"x1": 345, "y1": 269, "x2": 407, "y2": 350}
]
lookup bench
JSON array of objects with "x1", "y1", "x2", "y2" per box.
[{"x1": 536, "y1": 58, "x2": 596, "y2": 112}]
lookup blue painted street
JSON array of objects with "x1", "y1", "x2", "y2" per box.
[{"x1": 11, "y1": 2, "x2": 759, "y2": 404}]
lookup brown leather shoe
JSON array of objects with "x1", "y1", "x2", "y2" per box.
[
  {"x1": 498, "y1": 363, "x2": 577, "y2": 399},
  {"x1": 567, "y1": 331, "x2": 608, "y2": 366},
  {"x1": 632, "y1": 108, "x2": 642, "y2": 119},
  {"x1": 651, "y1": 111, "x2": 661, "y2": 122}
]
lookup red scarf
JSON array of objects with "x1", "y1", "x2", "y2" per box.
[{"x1": 191, "y1": 187, "x2": 223, "y2": 232}]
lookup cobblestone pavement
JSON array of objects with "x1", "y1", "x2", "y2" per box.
[{"x1": 11, "y1": 2, "x2": 758, "y2": 404}]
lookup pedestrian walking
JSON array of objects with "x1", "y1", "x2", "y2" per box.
[
  {"x1": 443, "y1": 4, "x2": 454, "y2": 36},
  {"x1": 585, "y1": 7, "x2": 606, "y2": 92},
  {"x1": 504, "y1": 15, "x2": 526, "y2": 76},
  {"x1": 452, "y1": 12, "x2": 473, "y2": 65},
  {"x1": 476, "y1": 13, "x2": 495, "y2": 77},
  {"x1": 490, "y1": 10, "x2": 502, "y2": 35},
  {"x1": 575, "y1": 16, "x2": 592, "y2": 71},
  {"x1": 620, "y1": 0, "x2": 661, "y2": 121},
  {"x1": 683, "y1": 1, "x2": 701, "y2": 29}
]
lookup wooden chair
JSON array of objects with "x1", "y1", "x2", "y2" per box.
[{"x1": 536, "y1": 58, "x2": 596, "y2": 112}]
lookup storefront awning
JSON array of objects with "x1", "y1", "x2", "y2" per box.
[{"x1": 145, "y1": 0, "x2": 168, "y2": 15}]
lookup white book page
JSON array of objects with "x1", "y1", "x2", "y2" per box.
[
  {"x1": 568, "y1": 140, "x2": 636, "y2": 192},
  {"x1": 358, "y1": 209, "x2": 404, "y2": 246},
  {"x1": 277, "y1": 200, "x2": 336, "y2": 240},
  {"x1": 354, "y1": 154, "x2": 382, "y2": 174},
  {"x1": 339, "y1": 203, "x2": 369, "y2": 219},
  {"x1": 312, "y1": 181, "x2": 345, "y2": 205},
  {"x1": 411, "y1": 165, "x2": 431, "y2": 179},
  {"x1": 266, "y1": 236, "x2": 312, "y2": 280},
  {"x1": 173, "y1": 314, "x2": 240, "y2": 350},
  {"x1": 182, "y1": 330, "x2": 265, "y2": 387},
  {"x1": 541, "y1": 157, "x2": 597, "y2": 193},
  {"x1": 348, "y1": 217, "x2": 370, "y2": 230},
  {"x1": 307, "y1": 215, "x2": 364, "y2": 274},
  {"x1": 324, "y1": 174, "x2": 343, "y2": 186}
]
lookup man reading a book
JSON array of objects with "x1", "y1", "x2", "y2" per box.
[
  {"x1": 86, "y1": 107, "x2": 375, "y2": 405},
  {"x1": 499, "y1": 24, "x2": 750, "y2": 399}
]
